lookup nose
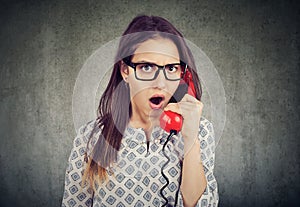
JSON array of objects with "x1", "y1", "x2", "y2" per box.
[{"x1": 154, "y1": 69, "x2": 166, "y2": 89}]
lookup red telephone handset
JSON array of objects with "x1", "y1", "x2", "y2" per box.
[{"x1": 159, "y1": 69, "x2": 196, "y2": 133}]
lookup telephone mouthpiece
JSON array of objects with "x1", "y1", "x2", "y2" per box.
[{"x1": 159, "y1": 111, "x2": 183, "y2": 133}]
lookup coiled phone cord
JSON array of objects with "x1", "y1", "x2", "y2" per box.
[{"x1": 160, "y1": 130, "x2": 182, "y2": 207}]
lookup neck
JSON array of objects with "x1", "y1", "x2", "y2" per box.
[
  {"x1": 129, "y1": 113, "x2": 152, "y2": 130},
  {"x1": 129, "y1": 112, "x2": 161, "y2": 130},
  {"x1": 129, "y1": 102, "x2": 163, "y2": 131}
]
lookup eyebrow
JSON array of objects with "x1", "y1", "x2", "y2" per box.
[
  {"x1": 133, "y1": 60, "x2": 181, "y2": 65},
  {"x1": 135, "y1": 60, "x2": 156, "y2": 64}
]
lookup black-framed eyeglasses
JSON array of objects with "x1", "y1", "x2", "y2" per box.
[{"x1": 123, "y1": 58, "x2": 187, "y2": 81}]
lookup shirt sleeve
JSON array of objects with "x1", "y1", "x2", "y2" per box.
[
  {"x1": 61, "y1": 121, "x2": 95, "y2": 207},
  {"x1": 195, "y1": 119, "x2": 219, "y2": 207}
]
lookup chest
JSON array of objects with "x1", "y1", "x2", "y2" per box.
[{"x1": 93, "y1": 135, "x2": 184, "y2": 206}]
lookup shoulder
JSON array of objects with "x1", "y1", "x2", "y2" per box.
[
  {"x1": 76, "y1": 119, "x2": 99, "y2": 136},
  {"x1": 198, "y1": 116, "x2": 215, "y2": 149},
  {"x1": 73, "y1": 118, "x2": 101, "y2": 154},
  {"x1": 199, "y1": 116, "x2": 214, "y2": 136}
]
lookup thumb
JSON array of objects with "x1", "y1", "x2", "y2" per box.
[{"x1": 164, "y1": 103, "x2": 182, "y2": 115}]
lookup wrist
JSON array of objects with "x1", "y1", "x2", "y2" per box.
[{"x1": 184, "y1": 138, "x2": 200, "y2": 155}]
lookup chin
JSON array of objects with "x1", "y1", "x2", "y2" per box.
[{"x1": 149, "y1": 108, "x2": 163, "y2": 118}]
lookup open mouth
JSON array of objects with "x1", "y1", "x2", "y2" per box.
[
  {"x1": 149, "y1": 95, "x2": 165, "y2": 109},
  {"x1": 149, "y1": 97, "x2": 163, "y2": 105}
]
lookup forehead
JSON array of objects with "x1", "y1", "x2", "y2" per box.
[{"x1": 132, "y1": 38, "x2": 180, "y2": 63}]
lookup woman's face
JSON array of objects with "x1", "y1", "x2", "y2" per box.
[{"x1": 121, "y1": 37, "x2": 181, "y2": 125}]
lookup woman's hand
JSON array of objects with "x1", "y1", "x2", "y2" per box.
[{"x1": 164, "y1": 94, "x2": 203, "y2": 145}]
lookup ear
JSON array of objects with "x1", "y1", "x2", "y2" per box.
[{"x1": 120, "y1": 61, "x2": 129, "y2": 82}]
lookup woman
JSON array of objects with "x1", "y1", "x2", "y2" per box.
[{"x1": 62, "y1": 15, "x2": 218, "y2": 207}]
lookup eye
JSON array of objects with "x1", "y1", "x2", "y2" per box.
[
  {"x1": 138, "y1": 63, "x2": 154, "y2": 73},
  {"x1": 166, "y1": 65, "x2": 179, "y2": 73}
]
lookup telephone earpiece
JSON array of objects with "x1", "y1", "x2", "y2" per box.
[
  {"x1": 183, "y1": 67, "x2": 196, "y2": 98},
  {"x1": 159, "y1": 68, "x2": 196, "y2": 133}
]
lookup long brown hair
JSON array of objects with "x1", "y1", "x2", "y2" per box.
[{"x1": 82, "y1": 15, "x2": 203, "y2": 190}]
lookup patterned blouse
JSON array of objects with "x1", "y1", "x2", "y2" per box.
[{"x1": 61, "y1": 116, "x2": 219, "y2": 207}]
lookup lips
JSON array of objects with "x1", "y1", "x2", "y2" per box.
[{"x1": 149, "y1": 94, "x2": 165, "y2": 109}]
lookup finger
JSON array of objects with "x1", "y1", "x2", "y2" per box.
[
  {"x1": 180, "y1": 93, "x2": 199, "y2": 103},
  {"x1": 165, "y1": 101, "x2": 203, "y2": 111},
  {"x1": 164, "y1": 103, "x2": 182, "y2": 115},
  {"x1": 180, "y1": 104, "x2": 204, "y2": 116},
  {"x1": 180, "y1": 96, "x2": 203, "y2": 108}
]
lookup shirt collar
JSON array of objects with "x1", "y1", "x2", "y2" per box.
[{"x1": 124, "y1": 124, "x2": 168, "y2": 143}]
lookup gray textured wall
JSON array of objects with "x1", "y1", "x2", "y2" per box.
[{"x1": 0, "y1": 0, "x2": 299, "y2": 206}]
